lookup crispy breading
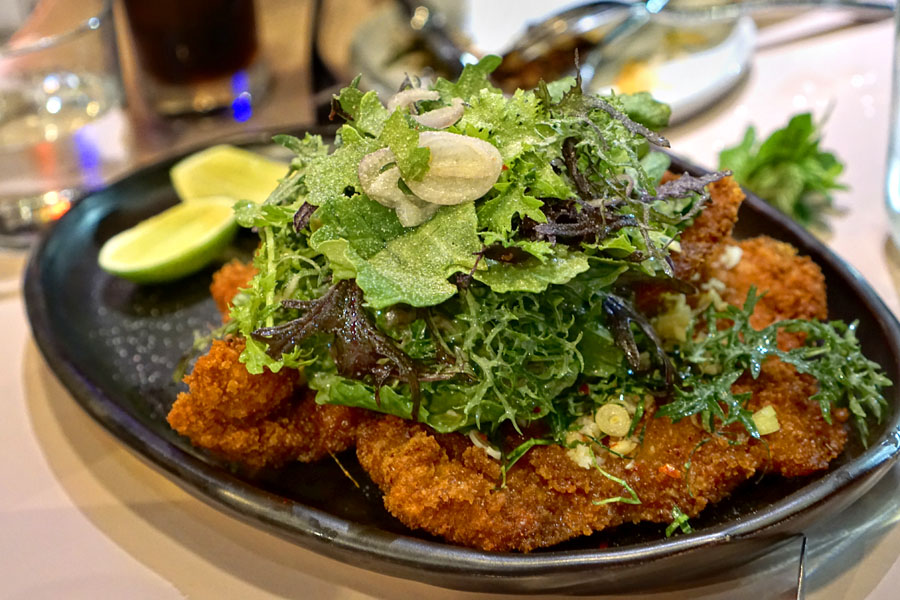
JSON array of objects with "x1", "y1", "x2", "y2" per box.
[
  {"x1": 357, "y1": 365, "x2": 846, "y2": 553},
  {"x1": 708, "y1": 236, "x2": 828, "y2": 326},
  {"x1": 737, "y1": 361, "x2": 847, "y2": 478},
  {"x1": 184, "y1": 176, "x2": 848, "y2": 551},
  {"x1": 668, "y1": 173, "x2": 745, "y2": 281},
  {"x1": 210, "y1": 259, "x2": 257, "y2": 319},
  {"x1": 355, "y1": 232, "x2": 846, "y2": 552},
  {"x1": 168, "y1": 338, "x2": 364, "y2": 468},
  {"x1": 356, "y1": 357, "x2": 844, "y2": 553},
  {"x1": 636, "y1": 175, "x2": 745, "y2": 313}
]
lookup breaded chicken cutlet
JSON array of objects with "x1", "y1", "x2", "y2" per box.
[
  {"x1": 355, "y1": 233, "x2": 845, "y2": 551},
  {"x1": 209, "y1": 259, "x2": 257, "y2": 318},
  {"x1": 168, "y1": 337, "x2": 366, "y2": 468},
  {"x1": 168, "y1": 174, "x2": 850, "y2": 550},
  {"x1": 173, "y1": 259, "x2": 368, "y2": 468}
]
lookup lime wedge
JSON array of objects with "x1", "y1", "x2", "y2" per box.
[
  {"x1": 170, "y1": 144, "x2": 288, "y2": 204},
  {"x1": 99, "y1": 196, "x2": 238, "y2": 284}
]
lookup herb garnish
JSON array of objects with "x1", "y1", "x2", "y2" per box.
[
  {"x1": 220, "y1": 57, "x2": 888, "y2": 474},
  {"x1": 659, "y1": 289, "x2": 890, "y2": 443},
  {"x1": 718, "y1": 112, "x2": 846, "y2": 229},
  {"x1": 665, "y1": 506, "x2": 693, "y2": 537}
]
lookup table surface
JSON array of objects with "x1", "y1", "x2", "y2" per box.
[{"x1": 4, "y1": 9, "x2": 900, "y2": 600}]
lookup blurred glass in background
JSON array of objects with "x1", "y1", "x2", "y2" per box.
[
  {"x1": 0, "y1": 0, "x2": 124, "y2": 246},
  {"x1": 121, "y1": 0, "x2": 269, "y2": 117}
]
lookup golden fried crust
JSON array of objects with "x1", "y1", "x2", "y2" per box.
[
  {"x1": 356, "y1": 220, "x2": 847, "y2": 552},
  {"x1": 737, "y1": 362, "x2": 847, "y2": 477},
  {"x1": 357, "y1": 417, "x2": 618, "y2": 551},
  {"x1": 709, "y1": 236, "x2": 828, "y2": 326},
  {"x1": 669, "y1": 174, "x2": 745, "y2": 280},
  {"x1": 210, "y1": 260, "x2": 258, "y2": 319},
  {"x1": 168, "y1": 338, "x2": 365, "y2": 468},
  {"x1": 357, "y1": 350, "x2": 847, "y2": 552},
  {"x1": 636, "y1": 175, "x2": 745, "y2": 313}
]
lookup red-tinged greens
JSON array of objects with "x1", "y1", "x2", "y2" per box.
[{"x1": 208, "y1": 57, "x2": 889, "y2": 467}]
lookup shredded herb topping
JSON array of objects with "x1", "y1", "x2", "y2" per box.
[{"x1": 216, "y1": 57, "x2": 888, "y2": 476}]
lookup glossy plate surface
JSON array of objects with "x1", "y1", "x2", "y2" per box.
[{"x1": 23, "y1": 141, "x2": 900, "y2": 594}]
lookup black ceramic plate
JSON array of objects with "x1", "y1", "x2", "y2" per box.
[{"x1": 23, "y1": 137, "x2": 900, "y2": 595}]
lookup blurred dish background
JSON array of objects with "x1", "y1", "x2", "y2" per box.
[
  {"x1": 343, "y1": 1, "x2": 756, "y2": 124},
  {"x1": 320, "y1": 0, "x2": 889, "y2": 125}
]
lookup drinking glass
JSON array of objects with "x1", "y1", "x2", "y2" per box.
[
  {"x1": 0, "y1": 0, "x2": 124, "y2": 247},
  {"x1": 885, "y1": 4, "x2": 900, "y2": 248},
  {"x1": 121, "y1": 0, "x2": 269, "y2": 117}
]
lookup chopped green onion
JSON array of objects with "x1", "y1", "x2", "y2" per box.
[
  {"x1": 596, "y1": 404, "x2": 631, "y2": 437},
  {"x1": 752, "y1": 405, "x2": 780, "y2": 436}
]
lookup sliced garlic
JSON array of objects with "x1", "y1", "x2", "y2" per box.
[
  {"x1": 357, "y1": 148, "x2": 407, "y2": 205},
  {"x1": 393, "y1": 197, "x2": 439, "y2": 227},
  {"x1": 468, "y1": 429, "x2": 501, "y2": 460},
  {"x1": 358, "y1": 132, "x2": 502, "y2": 226},
  {"x1": 412, "y1": 97, "x2": 465, "y2": 129},
  {"x1": 567, "y1": 443, "x2": 595, "y2": 470},
  {"x1": 357, "y1": 148, "x2": 438, "y2": 227},
  {"x1": 610, "y1": 438, "x2": 638, "y2": 456},
  {"x1": 386, "y1": 88, "x2": 440, "y2": 113},
  {"x1": 404, "y1": 131, "x2": 503, "y2": 205}
]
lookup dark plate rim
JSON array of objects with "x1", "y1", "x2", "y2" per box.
[{"x1": 22, "y1": 137, "x2": 900, "y2": 591}]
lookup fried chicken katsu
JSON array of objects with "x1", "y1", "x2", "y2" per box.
[
  {"x1": 354, "y1": 183, "x2": 846, "y2": 551},
  {"x1": 158, "y1": 51, "x2": 889, "y2": 556},
  {"x1": 166, "y1": 171, "x2": 860, "y2": 550},
  {"x1": 168, "y1": 337, "x2": 365, "y2": 468},
  {"x1": 209, "y1": 259, "x2": 257, "y2": 318},
  {"x1": 667, "y1": 173, "x2": 745, "y2": 281},
  {"x1": 356, "y1": 256, "x2": 845, "y2": 551},
  {"x1": 356, "y1": 358, "x2": 842, "y2": 552}
]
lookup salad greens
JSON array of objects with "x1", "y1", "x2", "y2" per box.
[
  {"x1": 718, "y1": 112, "x2": 846, "y2": 229},
  {"x1": 223, "y1": 57, "x2": 887, "y2": 453},
  {"x1": 658, "y1": 289, "x2": 890, "y2": 442}
]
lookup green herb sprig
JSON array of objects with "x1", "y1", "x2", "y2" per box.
[
  {"x1": 665, "y1": 506, "x2": 693, "y2": 537},
  {"x1": 659, "y1": 289, "x2": 890, "y2": 444},
  {"x1": 718, "y1": 113, "x2": 846, "y2": 229}
]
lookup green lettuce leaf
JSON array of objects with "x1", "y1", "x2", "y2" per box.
[
  {"x1": 381, "y1": 110, "x2": 431, "y2": 181},
  {"x1": 433, "y1": 55, "x2": 502, "y2": 102},
  {"x1": 477, "y1": 182, "x2": 545, "y2": 235},
  {"x1": 310, "y1": 371, "x2": 474, "y2": 433},
  {"x1": 309, "y1": 194, "x2": 405, "y2": 259},
  {"x1": 234, "y1": 202, "x2": 295, "y2": 229},
  {"x1": 640, "y1": 151, "x2": 671, "y2": 187},
  {"x1": 272, "y1": 133, "x2": 329, "y2": 171},
  {"x1": 353, "y1": 203, "x2": 482, "y2": 309},
  {"x1": 303, "y1": 128, "x2": 379, "y2": 206},
  {"x1": 545, "y1": 76, "x2": 577, "y2": 104},
  {"x1": 356, "y1": 91, "x2": 390, "y2": 137},
  {"x1": 473, "y1": 248, "x2": 590, "y2": 293},
  {"x1": 333, "y1": 75, "x2": 365, "y2": 119},
  {"x1": 579, "y1": 326, "x2": 624, "y2": 378},
  {"x1": 455, "y1": 88, "x2": 546, "y2": 163},
  {"x1": 617, "y1": 91, "x2": 671, "y2": 131}
]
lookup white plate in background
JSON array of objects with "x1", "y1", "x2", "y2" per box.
[
  {"x1": 351, "y1": 6, "x2": 755, "y2": 126},
  {"x1": 592, "y1": 17, "x2": 756, "y2": 124}
]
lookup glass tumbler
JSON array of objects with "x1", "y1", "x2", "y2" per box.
[
  {"x1": 0, "y1": 0, "x2": 124, "y2": 247},
  {"x1": 885, "y1": 5, "x2": 900, "y2": 248},
  {"x1": 121, "y1": 0, "x2": 269, "y2": 117}
]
